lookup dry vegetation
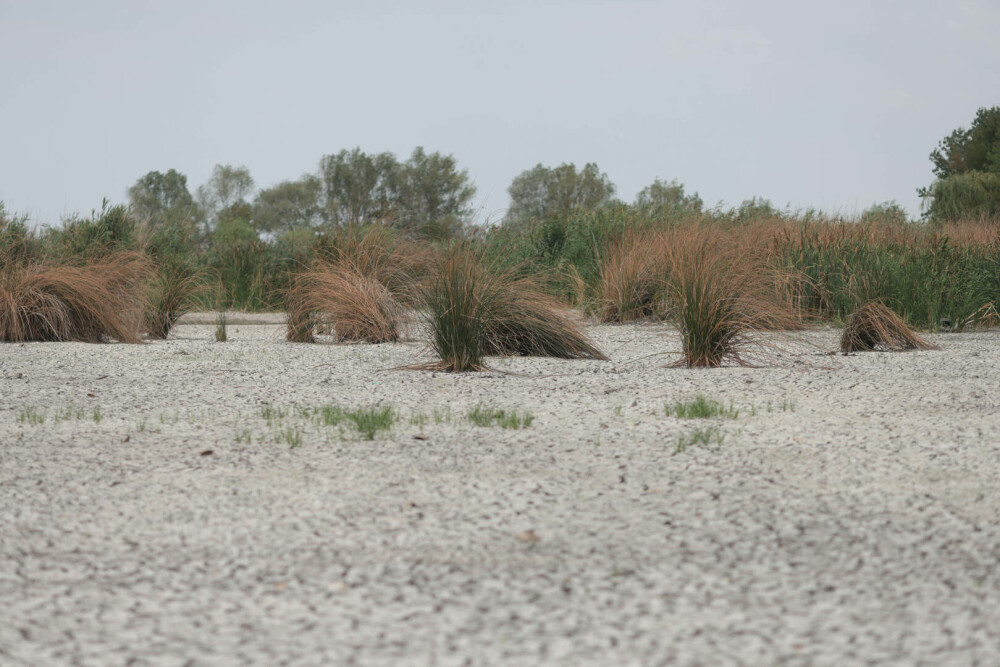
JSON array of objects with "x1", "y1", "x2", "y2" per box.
[
  {"x1": 840, "y1": 301, "x2": 939, "y2": 353},
  {"x1": 0, "y1": 251, "x2": 149, "y2": 343},
  {"x1": 285, "y1": 226, "x2": 428, "y2": 344}
]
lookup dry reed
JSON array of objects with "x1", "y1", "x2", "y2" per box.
[{"x1": 840, "y1": 301, "x2": 939, "y2": 353}]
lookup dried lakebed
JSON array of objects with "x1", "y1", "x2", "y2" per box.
[{"x1": 2, "y1": 319, "x2": 999, "y2": 665}]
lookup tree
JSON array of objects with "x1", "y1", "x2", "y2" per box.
[
  {"x1": 506, "y1": 162, "x2": 616, "y2": 222},
  {"x1": 318, "y1": 148, "x2": 400, "y2": 226},
  {"x1": 928, "y1": 107, "x2": 1000, "y2": 179},
  {"x1": 252, "y1": 175, "x2": 322, "y2": 234},
  {"x1": 634, "y1": 178, "x2": 703, "y2": 215},
  {"x1": 395, "y1": 147, "x2": 476, "y2": 237},
  {"x1": 920, "y1": 107, "x2": 1000, "y2": 221},
  {"x1": 127, "y1": 169, "x2": 200, "y2": 225},
  {"x1": 197, "y1": 164, "x2": 255, "y2": 226}
]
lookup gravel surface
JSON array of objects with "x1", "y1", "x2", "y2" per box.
[{"x1": 2, "y1": 318, "x2": 999, "y2": 666}]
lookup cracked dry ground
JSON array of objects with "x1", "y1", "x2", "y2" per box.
[{"x1": 2, "y1": 323, "x2": 1000, "y2": 665}]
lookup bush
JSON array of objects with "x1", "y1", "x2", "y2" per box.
[
  {"x1": 285, "y1": 226, "x2": 427, "y2": 343},
  {"x1": 922, "y1": 172, "x2": 1000, "y2": 223},
  {"x1": 596, "y1": 229, "x2": 670, "y2": 322}
]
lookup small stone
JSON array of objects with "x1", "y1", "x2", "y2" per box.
[{"x1": 515, "y1": 530, "x2": 539, "y2": 544}]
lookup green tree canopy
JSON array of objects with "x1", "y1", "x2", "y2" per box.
[
  {"x1": 395, "y1": 147, "x2": 476, "y2": 236},
  {"x1": 252, "y1": 175, "x2": 323, "y2": 234},
  {"x1": 127, "y1": 170, "x2": 201, "y2": 226},
  {"x1": 634, "y1": 178, "x2": 703, "y2": 215},
  {"x1": 929, "y1": 106, "x2": 1000, "y2": 179},
  {"x1": 920, "y1": 106, "x2": 1000, "y2": 221},
  {"x1": 197, "y1": 164, "x2": 255, "y2": 226},
  {"x1": 317, "y1": 147, "x2": 475, "y2": 235},
  {"x1": 318, "y1": 148, "x2": 400, "y2": 226},
  {"x1": 506, "y1": 162, "x2": 616, "y2": 223}
]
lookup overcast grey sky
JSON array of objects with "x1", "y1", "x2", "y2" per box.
[{"x1": 2, "y1": 0, "x2": 998, "y2": 225}]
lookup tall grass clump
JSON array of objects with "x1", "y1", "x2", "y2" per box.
[
  {"x1": 596, "y1": 229, "x2": 670, "y2": 322},
  {"x1": 0, "y1": 251, "x2": 150, "y2": 343},
  {"x1": 417, "y1": 244, "x2": 606, "y2": 371},
  {"x1": 285, "y1": 226, "x2": 424, "y2": 343},
  {"x1": 840, "y1": 301, "x2": 939, "y2": 353},
  {"x1": 142, "y1": 258, "x2": 202, "y2": 339},
  {"x1": 662, "y1": 226, "x2": 797, "y2": 367}
]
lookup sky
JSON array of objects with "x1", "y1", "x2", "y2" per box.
[{"x1": 1, "y1": 0, "x2": 998, "y2": 226}]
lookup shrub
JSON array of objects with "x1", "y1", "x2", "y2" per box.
[
  {"x1": 840, "y1": 301, "x2": 939, "y2": 353},
  {"x1": 0, "y1": 252, "x2": 150, "y2": 343}
]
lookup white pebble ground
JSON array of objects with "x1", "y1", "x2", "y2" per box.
[{"x1": 2, "y1": 316, "x2": 999, "y2": 665}]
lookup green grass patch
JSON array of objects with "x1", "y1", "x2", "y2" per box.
[
  {"x1": 346, "y1": 406, "x2": 396, "y2": 440},
  {"x1": 675, "y1": 425, "x2": 725, "y2": 453},
  {"x1": 314, "y1": 404, "x2": 396, "y2": 440},
  {"x1": 666, "y1": 395, "x2": 739, "y2": 419},
  {"x1": 16, "y1": 407, "x2": 46, "y2": 424},
  {"x1": 274, "y1": 426, "x2": 303, "y2": 448},
  {"x1": 467, "y1": 404, "x2": 535, "y2": 429}
]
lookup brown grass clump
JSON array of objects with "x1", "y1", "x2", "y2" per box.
[
  {"x1": 0, "y1": 252, "x2": 150, "y2": 343},
  {"x1": 840, "y1": 301, "x2": 939, "y2": 353},
  {"x1": 286, "y1": 225, "x2": 427, "y2": 343},
  {"x1": 661, "y1": 226, "x2": 798, "y2": 367},
  {"x1": 596, "y1": 230, "x2": 670, "y2": 322},
  {"x1": 286, "y1": 265, "x2": 403, "y2": 344}
]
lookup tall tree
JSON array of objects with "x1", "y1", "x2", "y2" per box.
[
  {"x1": 318, "y1": 148, "x2": 400, "y2": 226},
  {"x1": 252, "y1": 175, "x2": 322, "y2": 234},
  {"x1": 197, "y1": 164, "x2": 255, "y2": 226},
  {"x1": 127, "y1": 169, "x2": 201, "y2": 228},
  {"x1": 928, "y1": 106, "x2": 1000, "y2": 179},
  {"x1": 920, "y1": 106, "x2": 1000, "y2": 221},
  {"x1": 506, "y1": 162, "x2": 615, "y2": 222},
  {"x1": 127, "y1": 169, "x2": 201, "y2": 256},
  {"x1": 634, "y1": 178, "x2": 703, "y2": 215},
  {"x1": 395, "y1": 147, "x2": 476, "y2": 236}
]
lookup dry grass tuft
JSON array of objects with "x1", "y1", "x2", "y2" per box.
[
  {"x1": 840, "y1": 301, "x2": 939, "y2": 353},
  {"x1": 482, "y1": 273, "x2": 607, "y2": 360},
  {"x1": 286, "y1": 265, "x2": 403, "y2": 344},
  {"x1": 662, "y1": 226, "x2": 798, "y2": 367},
  {"x1": 0, "y1": 252, "x2": 150, "y2": 343},
  {"x1": 286, "y1": 225, "x2": 426, "y2": 344},
  {"x1": 596, "y1": 230, "x2": 670, "y2": 322}
]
